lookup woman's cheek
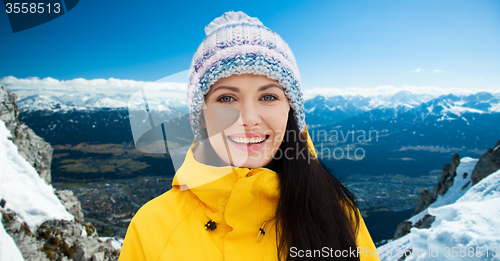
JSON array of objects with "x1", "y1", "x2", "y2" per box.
[{"x1": 263, "y1": 107, "x2": 288, "y2": 142}]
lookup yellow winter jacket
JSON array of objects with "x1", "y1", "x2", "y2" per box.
[{"x1": 119, "y1": 127, "x2": 380, "y2": 261}]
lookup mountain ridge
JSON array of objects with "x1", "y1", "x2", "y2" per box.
[
  {"x1": 0, "y1": 84, "x2": 121, "y2": 261},
  {"x1": 377, "y1": 139, "x2": 500, "y2": 260}
]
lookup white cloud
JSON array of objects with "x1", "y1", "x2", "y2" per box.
[
  {"x1": 433, "y1": 69, "x2": 443, "y2": 73},
  {"x1": 414, "y1": 68, "x2": 423, "y2": 73},
  {"x1": 0, "y1": 76, "x2": 187, "y2": 99}
]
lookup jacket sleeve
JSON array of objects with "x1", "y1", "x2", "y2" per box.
[
  {"x1": 118, "y1": 218, "x2": 147, "y2": 261},
  {"x1": 356, "y1": 210, "x2": 381, "y2": 261}
]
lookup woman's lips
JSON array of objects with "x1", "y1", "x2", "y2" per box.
[
  {"x1": 227, "y1": 133, "x2": 267, "y2": 138},
  {"x1": 226, "y1": 134, "x2": 270, "y2": 152}
]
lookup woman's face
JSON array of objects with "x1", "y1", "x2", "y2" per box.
[{"x1": 203, "y1": 74, "x2": 290, "y2": 169}]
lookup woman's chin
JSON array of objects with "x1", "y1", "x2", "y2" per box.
[{"x1": 237, "y1": 158, "x2": 273, "y2": 169}]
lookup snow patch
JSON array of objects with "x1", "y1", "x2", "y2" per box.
[
  {"x1": 0, "y1": 119, "x2": 73, "y2": 230},
  {"x1": 99, "y1": 237, "x2": 124, "y2": 251},
  {"x1": 409, "y1": 157, "x2": 477, "y2": 224},
  {"x1": 0, "y1": 218, "x2": 24, "y2": 261},
  {"x1": 377, "y1": 163, "x2": 500, "y2": 261}
]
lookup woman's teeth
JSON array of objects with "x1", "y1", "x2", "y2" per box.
[{"x1": 228, "y1": 135, "x2": 268, "y2": 144}]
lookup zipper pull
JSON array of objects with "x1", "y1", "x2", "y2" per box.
[
  {"x1": 205, "y1": 220, "x2": 217, "y2": 231},
  {"x1": 257, "y1": 220, "x2": 269, "y2": 242}
]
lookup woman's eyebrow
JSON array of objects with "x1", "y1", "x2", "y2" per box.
[
  {"x1": 210, "y1": 83, "x2": 282, "y2": 94},
  {"x1": 211, "y1": 86, "x2": 240, "y2": 93},
  {"x1": 258, "y1": 84, "x2": 282, "y2": 91}
]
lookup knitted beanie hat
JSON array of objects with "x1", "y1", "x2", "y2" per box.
[{"x1": 187, "y1": 11, "x2": 305, "y2": 141}]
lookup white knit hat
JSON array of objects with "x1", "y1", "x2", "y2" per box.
[{"x1": 187, "y1": 11, "x2": 305, "y2": 141}]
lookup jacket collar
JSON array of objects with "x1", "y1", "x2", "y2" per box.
[
  {"x1": 171, "y1": 125, "x2": 317, "y2": 222},
  {"x1": 171, "y1": 141, "x2": 277, "y2": 213}
]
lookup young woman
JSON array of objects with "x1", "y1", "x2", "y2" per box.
[{"x1": 119, "y1": 11, "x2": 380, "y2": 261}]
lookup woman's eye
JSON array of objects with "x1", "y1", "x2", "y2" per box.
[
  {"x1": 218, "y1": 96, "x2": 234, "y2": 103},
  {"x1": 262, "y1": 95, "x2": 278, "y2": 101}
]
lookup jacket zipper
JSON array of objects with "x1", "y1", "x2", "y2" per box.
[
  {"x1": 257, "y1": 219, "x2": 270, "y2": 242},
  {"x1": 203, "y1": 217, "x2": 273, "y2": 243}
]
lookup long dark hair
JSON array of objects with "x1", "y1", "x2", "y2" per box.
[{"x1": 269, "y1": 109, "x2": 360, "y2": 261}]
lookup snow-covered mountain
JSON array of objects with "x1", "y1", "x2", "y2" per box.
[
  {"x1": 10, "y1": 82, "x2": 499, "y2": 170},
  {"x1": 0, "y1": 119, "x2": 75, "y2": 260},
  {"x1": 0, "y1": 85, "x2": 122, "y2": 260},
  {"x1": 0, "y1": 116, "x2": 123, "y2": 260},
  {"x1": 401, "y1": 91, "x2": 500, "y2": 123},
  {"x1": 0, "y1": 120, "x2": 74, "y2": 228},
  {"x1": 377, "y1": 168, "x2": 500, "y2": 261},
  {"x1": 10, "y1": 83, "x2": 500, "y2": 181},
  {"x1": 309, "y1": 92, "x2": 500, "y2": 151},
  {"x1": 376, "y1": 141, "x2": 500, "y2": 261},
  {"x1": 15, "y1": 89, "x2": 500, "y2": 129},
  {"x1": 304, "y1": 90, "x2": 436, "y2": 127},
  {"x1": 16, "y1": 92, "x2": 189, "y2": 113},
  {"x1": 307, "y1": 91, "x2": 500, "y2": 128}
]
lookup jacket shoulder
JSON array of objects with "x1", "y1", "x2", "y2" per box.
[
  {"x1": 118, "y1": 187, "x2": 199, "y2": 261},
  {"x1": 355, "y1": 209, "x2": 381, "y2": 261}
]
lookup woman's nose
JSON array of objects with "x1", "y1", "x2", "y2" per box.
[{"x1": 237, "y1": 103, "x2": 262, "y2": 127}]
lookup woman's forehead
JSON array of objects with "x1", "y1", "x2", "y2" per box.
[{"x1": 207, "y1": 74, "x2": 283, "y2": 95}]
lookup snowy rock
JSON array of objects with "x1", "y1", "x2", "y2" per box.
[
  {"x1": 2, "y1": 209, "x2": 50, "y2": 261},
  {"x1": 393, "y1": 221, "x2": 412, "y2": 239},
  {"x1": 0, "y1": 83, "x2": 18, "y2": 133},
  {"x1": 411, "y1": 214, "x2": 435, "y2": 229},
  {"x1": 414, "y1": 154, "x2": 460, "y2": 215},
  {"x1": 0, "y1": 84, "x2": 119, "y2": 260},
  {"x1": 92, "y1": 251, "x2": 105, "y2": 261},
  {"x1": 0, "y1": 118, "x2": 73, "y2": 230},
  {"x1": 381, "y1": 141, "x2": 500, "y2": 260},
  {"x1": 2, "y1": 211, "x2": 118, "y2": 261},
  {"x1": 0, "y1": 83, "x2": 52, "y2": 184},
  {"x1": 75, "y1": 236, "x2": 101, "y2": 261},
  {"x1": 393, "y1": 154, "x2": 479, "y2": 240},
  {"x1": 0, "y1": 212, "x2": 25, "y2": 261},
  {"x1": 393, "y1": 214, "x2": 437, "y2": 241},
  {"x1": 56, "y1": 189, "x2": 85, "y2": 221},
  {"x1": 378, "y1": 168, "x2": 500, "y2": 260},
  {"x1": 440, "y1": 153, "x2": 460, "y2": 183},
  {"x1": 99, "y1": 237, "x2": 124, "y2": 251},
  {"x1": 471, "y1": 139, "x2": 500, "y2": 185},
  {"x1": 12, "y1": 123, "x2": 54, "y2": 184}
]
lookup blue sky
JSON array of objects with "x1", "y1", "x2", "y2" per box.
[{"x1": 1, "y1": 0, "x2": 499, "y2": 91}]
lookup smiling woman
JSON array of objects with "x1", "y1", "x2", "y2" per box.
[
  {"x1": 201, "y1": 74, "x2": 290, "y2": 169},
  {"x1": 119, "y1": 11, "x2": 380, "y2": 261}
]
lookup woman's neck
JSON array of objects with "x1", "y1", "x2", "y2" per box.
[{"x1": 193, "y1": 141, "x2": 229, "y2": 167}]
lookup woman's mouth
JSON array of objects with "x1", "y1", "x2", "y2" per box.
[
  {"x1": 226, "y1": 134, "x2": 270, "y2": 151},
  {"x1": 227, "y1": 135, "x2": 269, "y2": 144}
]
